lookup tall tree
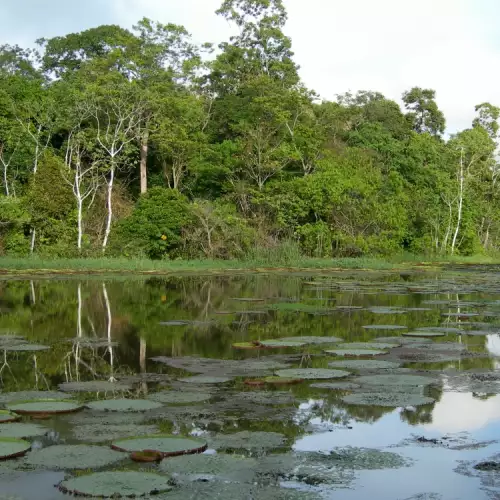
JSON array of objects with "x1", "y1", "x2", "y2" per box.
[{"x1": 402, "y1": 87, "x2": 445, "y2": 136}]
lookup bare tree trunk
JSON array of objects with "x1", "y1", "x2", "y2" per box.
[
  {"x1": 30, "y1": 229, "x2": 36, "y2": 255},
  {"x1": 451, "y1": 149, "x2": 465, "y2": 255},
  {"x1": 102, "y1": 166, "x2": 115, "y2": 252},
  {"x1": 140, "y1": 130, "x2": 148, "y2": 194},
  {"x1": 2, "y1": 162, "x2": 9, "y2": 196},
  {"x1": 103, "y1": 283, "x2": 116, "y2": 382}
]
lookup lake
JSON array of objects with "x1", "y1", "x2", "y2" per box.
[{"x1": 1, "y1": 267, "x2": 500, "y2": 499}]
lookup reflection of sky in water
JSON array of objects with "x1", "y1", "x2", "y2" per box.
[{"x1": 294, "y1": 394, "x2": 500, "y2": 500}]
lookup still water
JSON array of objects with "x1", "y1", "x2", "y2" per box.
[{"x1": 1, "y1": 268, "x2": 500, "y2": 499}]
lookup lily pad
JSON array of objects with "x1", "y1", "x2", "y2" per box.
[
  {"x1": 159, "y1": 453, "x2": 258, "y2": 483},
  {"x1": 336, "y1": 342, "x2": 398, "y2": 350},
  {"x1": 86, "y1": 399, "x2": 163, "y2": 412},
  {"x1": 354, "y1": 374, "x2": 435, "y2": 387},
  {"x1": 111, "y1": 435, "x2": 207, "y2": 457},
  {"x1": 0, "y1": 423, "x2": 48, "y2": 439},
  {"x1": 328, "y1": 360, "x2": 401, "y2": 370},
  {"x1": 362, "y1": 325, "x2": 408, "y2": 330},
  {"x1": 231, "y1": 391, "x2": 295, "y2": 405},
  {"x1": 259, "y1": 340, "x2": 306, "y2": 348},
  {"x1": 208, "y1": 431, "x2": 286, "y2": 451},
  {"x1": 232, "y1": 342, "x2": 262, "y2": 350},
  {"x1": 0, "y1": 411, "x2": 19, "y2": 424},
  {"x1": 310, "y1": 382, "x2": 361, "y2": 390},
  {"x1": 314, "y1": 447, "x2": 410, "y2": 470},
  {"x1": 415, "y1": 327, "x2": 464, "y2": 334},
  {"x1": 402, "y1": 331, "x2": 446, "y2": 338},
  {"x1": 7, "y1": 400, "x2": 83, "y2": 416},
  {"x1": 0, "y1": 438, "x2": 30, "y2": 460},
  {"x1": 324, "y1": 349, "x2": 386, "y2": 357},
  {"x1": 3, "y1": 344, "x2": 49, "y2": 352},
  {"x1": 72, "y1": 424, "x2": 160, "y2": 443},
  {"x1": 58, "y1": 471, "x2": 172, "y2": 497},
  {"x1": 59, "y1": 380, "x2": 132, "y2": 393},
  {"x1": 276, "y1": 336, "x2": 343, "y2": 345},
  {"x1": 0, "y1": 391, "x2": 73, "y2": 405},
  {"x1": 26, "y1": 444, "x2": 127, "y2": 469},
  {"x1": 275, "y1": 368, "x2": 350, "y2": 380},
  {"x1": 147, "y1": 392, "x2": 212, "y2": 404},
  {"x1": 263, "y1": 376, "x2": 303, "y2": 385},
  {"x1": 375, "y1": 336, "x2": 431, "y2": 345},
  {"x1": 178, "y1": 376, "x2": 232, "y2": 384},
  {"x1": 342, "y1": 392, "x2": 435, "y2": 407}
]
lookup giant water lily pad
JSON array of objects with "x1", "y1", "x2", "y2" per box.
[
  {"x1": 328, "y1": 359, "x2": 401, "y2": 370},
  {"x1": 259, "y1": 340, "x2": 306, "y2": 348},
  {"x1": 159, "y1": 453, "x2": 258, "y2": 483},
  {"x1": 232, "y1": 342, "x2": 262, "y2": 350},
  {"x1": 362, "y1": 325, "x2": 408, "y2": 330},
  {"x1": 7, "y1": 400, "x2": 83, "y2": 416},
  {"x1": 315, "y1": 447, "x2": 410, "y2": 470},
  {"x1": 86, "y1": 399, "x2": 163, "y2": 412},
  {"x1": 58, "y1": 471, "x2": 172, "y2": 497},
  {"x1": 342, "y1": 392, "x2": 435, "y2": 407},
  {"x1": 0, "y1": 391, "x2": 73, "y2": 405},
  {"x1": 208, "y1": 431, "x2": 286, "y2": 451},
  {"x1": 111, "y1": 435, "x2": 207, "y2": 457},
  {"x1": 263, "y1": 376, "x2": 303, "y2": 386},
  {"x1": 324, "y1": 349, "x2": 386, "y2": 357},
  {"x1": 72, "y1": 424, "x2": 159, "y2": 443},
  {"x1": 354, "y1": 374, "x2": 435, "y2": 387},
  {"x1": 26, "y1": 444, "x2": 127, "y2": 469},
  {"x1": 59, "y1": 381, "x2": 132, "y2": 393},
  {"x1": 336, "y1": 342, "x2": 398, "y2": 350},
  {"x1": 230, "y1": 391, "x2": 295, "y2": 405},
  {"x1": 275, "y1": 336, "x2": 343, "y2": 345},
  {"x1": 0, "y1": 411, "x2": 19, "y2": 423},
  {"x1": 3, "y1": 344, "x2": 49, "y2": 352},
  {"x1": 147, "y1": 392, "x2": 212, "y2": 404},
  {"x1": 0, "y1": 423, "x2": 48, "y2": 439},
  {"x1": 402, "y1": 331, "x2": 446, "y2": 338},
  {"x1": 0, "y1": 438, "x2": 30, "y2": 460},
  {"x1": 179, "y1": 376, "x2": 232, "y2": 384},
  {"x1": 374, "y1": 336, "x2": 431, "y2": 345},
  {"x1": 310, "y1": 382, "x2": 361, "y2": 390},
  {"x1": 275, "y1": 368, "x2": 350, "y2": 380}
]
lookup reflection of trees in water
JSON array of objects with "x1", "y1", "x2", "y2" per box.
[{"x1": 400, "y1": 403, "x2": 434, "y2": 425}]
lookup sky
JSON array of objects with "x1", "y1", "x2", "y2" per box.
[{"x1": 1, "y1": 0, "x2": 500, "y2": 133}]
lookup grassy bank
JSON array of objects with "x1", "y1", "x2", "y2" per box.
[{"x1": 0, "y1": 253, "x2": 498, "y2": 277}]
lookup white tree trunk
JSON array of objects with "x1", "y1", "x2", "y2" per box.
[
  {"x1": 2, "y1": 161, "x2": 9, "y2": 196},
  {"x1": 451, "y1": 150, "x2": 465, "y2": 255},
  {"x1": 102, "y1": 166, "x2": 115, "y2": 252}
]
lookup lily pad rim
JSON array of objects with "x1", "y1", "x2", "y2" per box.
[{"x1": 110, "y1": 434, "x2": 208, "y2": 457}]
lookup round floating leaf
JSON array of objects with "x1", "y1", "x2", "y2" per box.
[
  {"x1": 130, "y1": 450, "x2": 163, "y2": 462},
  {"x1": 59, "y1": 381, "x2": 132, "y2": 393},
  {"x1": 72, "y1": 424, "x2": 159, "y2": 443},
  {"x1": 324, "y1": 349, "x2": 387, "y2": 357},
  {"x1": 0, "y1": 411, "x2": 20, "y2": 423},
  {"x1": 3, "y1": 344, "x2": 49, "y2": 352},
  {"x1": 442, "y1": 313, "x2": 479, "y2": 318},
  {"x1": 415, "y1": 327, "x2": 464, "y2": 334},
  {"x1": 275, "y1": 368, "x2": 350, "y2": 380},
  {"x1": 276, "y1": 336, "x2": 343, "y2": 345},
  {"x1": 58, "y1": 471, "x2": 172, "y2": 497},
  {"x1": 232, "y1": 342, "x2": 262, "y2": 350},
  {"x1": 232, "y1": 391, "x2": 295, "y2": 405},
  {"x1": 0, "y1": 438, "x2": 30, "y2": 460},
  {"x1": 264, "y1": 376, "x2": 303, "y2": 385},
  {"x1": 402, "y1": 331, "x2": 445, "y2": 338},
  {"x1": 337, "y1": 342, "x2": 398, "y2": 350},
  {"x1": 86, "y1": 399, "x2": 163, "y2": 412},
  {"x1": 178, "y1": 376, "x2": 232, "y2": 384},
  {"x1": 208, "y1": 431, "x2": 286, "y2": 451},
  {"x1": 310, "y1": 382, "x2": 361, "y2": 390},
  {"x1": 375, "y1": 336, "x2": 431, "y2": 345},
  {"x1": 7, "y1": 400, "x2": 83, "y2": 416},
  {"x1": 354, "y1": 374, "x2": 435, "y2": 387},
  {"x1": 259, "y1": 340, "x2": 307, "y2": 348},
  {"x1": 342, "y1": 392, "x2": 435, "y2": 407},
  {"x1": 0, "y1": 423, "x2": 48, "y2": 439},
  {"x1": 159, "y1": 453, "x2": 258, "y2": 483},
  {"x1": 147, "y1": 392, "x2": 211, "y2": 404},
  {"x1": 26, "y1": 444, "x2": 127, "y2": 469},
  {"x1": 111, "y1": 435, "x2": 207, "y2": 457},
  {"x1": 328, "y1": 360, "x2": 401, "y2": 370},
  {"x1": 0, "y1": 391, "x2": 73, "y2": 405},
  {"x1": 362, "y1": 325, "x2": 408, "y2": 330}
]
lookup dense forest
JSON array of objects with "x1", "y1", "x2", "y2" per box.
[{"x1": 1, "y1": 0, "x2": 499, "y2": 260}]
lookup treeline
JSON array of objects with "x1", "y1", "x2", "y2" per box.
[{"x1": 1, "y1": 0, "x2": 499, "y2": 260}]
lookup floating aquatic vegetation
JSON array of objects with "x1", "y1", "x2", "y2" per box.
[
  {"x1": 232, "y1": 342, "x2": 262, "y2": 350},
  {"x1": 263, "y1": 376, "x2": 303, "y2": 386},
  {"x1": 86, "y1": 399, "x2": 163, "y2": 412},
  {"x1": 415, "y1": 327, "x2": 464, "y2": 334},
  {"x1": 310, "y1": 382, "x2": 362, "y2": 390},
  {"x1": 58, "y1": 380, "x2": 132, "y2": 393},
  {"x1": 147, "y1": 392, "x2": 212, "y2": 404},
  {"x1": 3, "y1": 344, "x2": 49, "y2": 352},
  {"x1": 159, "y1": 453, "x2": 258, "y2": 483},
  {"x1": 0, "y1": 423, "x2": 48, "y2": 439},
  {"x1": 342, "y1": 392, "x2": 435, "y2": 407},
  {"x1": 231, "y1": 297, "x2": 265, "y2": 302},
  {"x1": 178, "y1": 376, "x2": 232, "y2": 384},
  {"x1": 267, "y1": 303, "x2": 334, "y2": 314},
  {"x1": 64, "y1": 411, "x2": 148, "y2": 427},
  {"x1": 58, "y1": 471, "x2": 172, "y2": 497},
  {"x1": 311, "y1": 447, "x2": 411, "y2": 470},
  {"x1": 0, "y1": 438, "x2": 30, "y2": 460},
  {"x1": 336, "y1": 342, "x2": 398, "y2": 350},
  {"x1": 275, "y1": 368, "x2": 350, "y2": 380},
  {"x1": 208, "y1": 431, "x2": 286, "y2": 452},
  {"x1": 454, "y1": 452, "x2": 500, "y2": 491},
  {"x1": 111, "y1": 435, "x2": 207, "y2": 457},
  {"x1": 72, "y1": 424, "x2": 159, "y2": 443},
  {"x1": 26, "y1": 444, "x2": 127, "y2": 470},
  {"x1": 7, "y1": 400, "x2": 83, "y2": 416},
  {"x1": 402, "y1": 331, "x2": 446, "y2": 338},
  {"x1": 324, "y1": 349, "x2": 386, "y2": 357},
  {"x1": 0, "y1": 412, "x2": 19, "y2": 424},
  {"x1": 362, "y1": 325, "x2": 408, "y2": 330},
  {"x1": 159, "y1": 320, "x2": 190, "y2": 326},
  {"x1": 229, "y1": 391, "x2": 295, "y2": 405},
  {"x1": 276, "y1": 336, "x2": 343, "y2": 345},
  {"x1": 328, "y1": 360, "x2": 401, "y2": 370},
  {"x1": 374, "y1": 336, "x2": 431, "y2": 345},
  {"x1": 130, "y1": 450, "x2": 163, "y2": 462},
  {"x1": 354, "y1": 374, "x2": 435, "y2": 388},
  {"x1": 0, "y1": 391, "x2": 73, "y2": 405},
  {"x1": 369, "y1": 307, "x2": 406, "y2": 314},
  {"x1": 441, "y1": 312, "x2": 479, "y2": 318},
  {"x1": 259, "y1": 340, "x2": 307, "y2": 348}
]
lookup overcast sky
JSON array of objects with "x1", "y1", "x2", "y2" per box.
[{"x1": 1, "y1": 0, "x2": 499, "y2": 133}]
